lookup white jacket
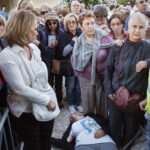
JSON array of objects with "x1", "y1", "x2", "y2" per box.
[{"x1": 0, "y1": 44, "x2": 55, "y2": 117}]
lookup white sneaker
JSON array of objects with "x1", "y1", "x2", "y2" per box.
[
  {"x1": 76, "y1": 105, "x2": 83, "y2": 113},
  {"x1": 69, "y1": 106, "x2": 76, "y2": 114}
]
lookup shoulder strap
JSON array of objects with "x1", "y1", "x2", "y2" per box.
[{"x1": 118, "y1": 43, "x2": 125, "y2": 86}]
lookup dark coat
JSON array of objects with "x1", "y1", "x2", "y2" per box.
[{"x1": 104, "y1": 39, "x2": 150, "y2": 95}]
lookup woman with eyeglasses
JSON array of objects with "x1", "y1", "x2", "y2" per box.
[
  {"x1": 42, "y1": 11, "x2": 64, "y2": 108},
  {"x1": 108, "y1": 13, "x2": 126, "y2": 41},
  {"x1": 59, "y1": 13, "x2": 83, "y2": 114}
]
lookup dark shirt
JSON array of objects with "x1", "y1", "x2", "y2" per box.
[
  {"x1": 58, "y1": 29, "x2": 82, "y2": 61},
  {"x1": 104, "y1": 39, "x2": 150, "y2": 95}
]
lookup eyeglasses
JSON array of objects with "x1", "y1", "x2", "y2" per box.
[
  {"x1": 67, "y1": 21, "x2": 77, "y2": 25},
  {"x1": 41, "y1": 11, "x2": 48, "y2": 15},
  {"x1": 71, "y1": 4, "x2": 80, "y2": 7},
  {"x1": 138, "y1": 0, "x2": 148, "y2": 4},
  {"x1": 47, "y1": 22, "x2": 57, "y2": 26},
  {"x1": 110, "y1": 22, "x2": 121, "y2": 27}
]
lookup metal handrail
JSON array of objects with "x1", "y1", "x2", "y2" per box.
[{"x1": 0, "y1": 107, "x2": 15, "y2": 150}]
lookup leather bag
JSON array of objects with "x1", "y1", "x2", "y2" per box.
[
  {"x1": 51, "y1": 59, "x2": 74, "y2": 76},
  {"x1": 113, "y1": 44, "x2": 142, "y2": 113}
]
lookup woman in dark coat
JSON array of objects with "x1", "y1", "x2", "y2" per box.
[{"x1": 104, "y1": 12, "x2": 150, "y2": 147}]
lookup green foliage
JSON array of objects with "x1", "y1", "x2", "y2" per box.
[
  {"x1": 117, "y1": 0, "x2": 136, "y2": 5},
  {"x1": 63, "y1": 0, "x2": 100, "y2": 9}
]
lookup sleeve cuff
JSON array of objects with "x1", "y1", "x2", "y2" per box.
[
  {"x1": 146, "y1": 59, "x2": 150, "y2": 68},
  {"x1": 69, "y1": 40, "x2": 75, "y2": 47}
]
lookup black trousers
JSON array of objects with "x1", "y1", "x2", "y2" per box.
[
  {"x1": 107, "y1": 98, "x2": 143, "y2": 146},
  {"x1": 9, "y1": 112, "x2": 54, "y2": 150},
  {"x1": 49, "y1": 73, "x2": 63, "y2": 104}
]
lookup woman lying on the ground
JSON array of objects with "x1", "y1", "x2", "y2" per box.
[
  {"x1": 67, "y1": 113, "x2": 117, "y2": 150},
  {"x1": 51, "y1": 113, "x2": 117, "y2": 150}
]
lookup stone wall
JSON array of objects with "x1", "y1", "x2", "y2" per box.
[{"x1": 0, "y1": 0, "x2": 60, "y2": 11}]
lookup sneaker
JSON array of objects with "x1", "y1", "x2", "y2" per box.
[
  {"x1": 69, "y1": 106, "x2": 76, "y2": 114},
  {"x1": 76, "y1": 105, "x2": 83, "y2": 113}
]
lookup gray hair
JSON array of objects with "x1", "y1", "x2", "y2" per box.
[{"x1": 128, "y1": 12, "x2": 148, "y2": 29}]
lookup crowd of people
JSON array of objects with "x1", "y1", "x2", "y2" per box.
[{"x1": 0, "y1": 0, "x2": 150, "y2": 150}]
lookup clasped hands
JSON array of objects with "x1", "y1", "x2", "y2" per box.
[{"x1": 47, "y1": 100, "x2": 56, "y2": 111}]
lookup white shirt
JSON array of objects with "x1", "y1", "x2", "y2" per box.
[
  {"x1": 70, "y1": 116, "x2": 115, "y2": 147},
  {"x1": 0, "y1": 44, "x2": 55, "y2": 117}
]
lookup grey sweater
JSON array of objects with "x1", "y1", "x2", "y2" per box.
[{"x1": 104, "y1": 39, "x2": 150, "y2": 95}]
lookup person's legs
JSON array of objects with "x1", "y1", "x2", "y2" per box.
[
  {"x1": 147, "y1": 119, "x2": 150, "y2": 150},
  {"x1": 78, "y1": 76, "x2": 95, "y2": 114},
  {"x1": 75, "y1": 144, "x2": 97, "y2": 150},
  {"x1": 40, "y1": 119, "x2": 54, "y2": 150},
  {"x1": 9, "y1": 112, "x2": 41, "y2": 150},
  {"x1": 99, "y1": 143, "x2": 118, "y2": 150},
  {"x1": 108, "y1": 98, "x2": 123, "y2": 146},
  {"x1": 66, "y1": 75, "x2": 75, "y2": 106},
  {"x1": 95, "y1": 77, "x2": 108, "y2": 118},
  {"x1": 55, "y1": 75, "x2": 63, "y2": 105},
  {"x1": 123, "y1": 112, "x2": 140, "y2": 146},
  {"x1": 74, "y1": 76, "x2": 81, "y2": 106}
]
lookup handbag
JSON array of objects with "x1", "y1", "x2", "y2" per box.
[
  {"x1": 113, "y1": 44, "x2": 143, "y2": 113},
  {"x1": 51, "y1": 59, "x2": 60, "y2": 75},
  {"x1": 51, "y1": 59, "x2": 74, "y2": 76},
  {"x1": 19, "y1": 54, "x2": 60, "y2": 122}
]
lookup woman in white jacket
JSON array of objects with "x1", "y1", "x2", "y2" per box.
[{"x1": 0, "y1": 10, "x2": 59, "y2": 150}]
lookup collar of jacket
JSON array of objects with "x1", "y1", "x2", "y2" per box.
[{"x1": 8, "y1": 44, "x2": 34, "y2": 54}]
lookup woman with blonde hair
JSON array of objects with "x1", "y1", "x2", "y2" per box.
[
  {"x1": 0, "y1": 10, "x2": 58, "y2": 150},
  {"x1": 59, "y1": 13, "x2": 83, "y2": 114},
  {"x1": 17, "y1": 0, "x2": 34, "y2": 10}
]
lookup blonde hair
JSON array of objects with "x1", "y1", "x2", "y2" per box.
[
  {"x1": 4, "y1": 10, "x2": 36, "y2": 47},
  {"x1": 64, "y1": 13, "x2": 79, "y2": 30},
  {"x1": 17, "y1": 0, "x2": 34, "y2": 10},
  {"x1": 0, "y1": 15, "x2": 5, "y2": 26}
]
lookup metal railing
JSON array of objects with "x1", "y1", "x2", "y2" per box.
[{"x1": 0, "y1": 107, "x2": 15, "y2": 150}]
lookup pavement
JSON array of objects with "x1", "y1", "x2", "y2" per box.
[{"x1": 51, "y1": 100, "x2": 147, "y2": 150}]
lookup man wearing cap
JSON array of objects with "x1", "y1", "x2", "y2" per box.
[{"x1": 124, "y1": 0, "x2": 148, "y2": 31}]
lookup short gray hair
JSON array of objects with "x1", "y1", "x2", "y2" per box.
[{"x1": 128, "y1": 12, "x2": 148, "y2": 29}]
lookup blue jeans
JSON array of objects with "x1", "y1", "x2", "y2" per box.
[
  {"x1": 147, "y1": 120, "x2": 150, "y2": 150},
  {"x1": 65, "y1": 75, "x2": 81, "y2": 106}
]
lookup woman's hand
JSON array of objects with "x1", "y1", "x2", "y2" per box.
[
  {"x1": 72, "y1": 36, "x2": 77, "y2": 41},
  {"x1": 49, "y1": 40, "x2": 58, "y2": 48},
  {"x1": 94, "y1": 129, "x2": 105, "y2": 139},
  {"x1": 139, "y1": 99, "x2": 147, "y2": 111},
  {"x1": 114, "y1": 39, "x2": 124, "y2": 47},
  {"x1": 47, "y1": 100, "x2": 56, "y2": 111},
  {"x1": 108, "y1": 94, "x2": 115, "y2": 100},
  {"x1": 99, "y1": 24, "x2": 111, "y2": 34},
  {"x1": 136, "y1": 61, "x2": 147, "y2": 72}
]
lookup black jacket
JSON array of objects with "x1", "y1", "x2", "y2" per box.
[
  {"x1": 58, "y1": 29, "x2": 82, "y2": 61},
  {"x1": 104, "y1": 39, "x2": 150, "y2": 95}
]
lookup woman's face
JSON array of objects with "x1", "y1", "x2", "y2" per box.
[
  {"x1": 110, "y1": 18, "x2": 123, "y2": 34},
  {"x1": 27, "y1": 20, "x2": 38, "y2": 43},
  {"x1": 81, "y1": 17, "x2": 96, "y2": 36},
  {"x1": 67, "y1": 16, "x2": 78, "y2": 32},
  {"x1": 128, "y1": 19, "x2": 145, "y2": 42},
  {"x1": 47, "y1": 20, "x2": 58, "y2": 31},
  {"x1": 0, "y1": 23, "x2": 4, "y2": 38}
]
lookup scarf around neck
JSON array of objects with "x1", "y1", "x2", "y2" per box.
[{"x1": 73, "y1": 29, "x2": 113, "y2": 85}]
